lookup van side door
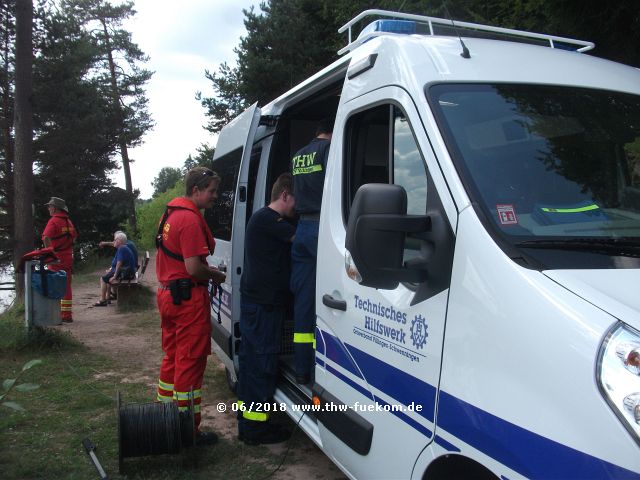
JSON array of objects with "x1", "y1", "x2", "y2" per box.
[
  {"x1": 209, "y1": 103, "x2": 261, "y2": 373},
  {"x1": 315, "y1": 86, "x2": 456, "y2": 479}
]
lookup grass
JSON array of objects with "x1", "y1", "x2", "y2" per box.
[
  {"x1": 115, "y1": 284, "x2": 155, "y2": 313},
  {"x1": 73, "y1": 253, "x2": 110, "y2": 287},
  {"x1": 0, "y1": 304, "x2": 288, "y2": 480}
]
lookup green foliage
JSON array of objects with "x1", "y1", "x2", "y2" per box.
[
  {"x1": 201, "y1": 0, "x2": 640, "y2": 134},
  {"x1": 0, "y1": 327, "x2": 284, "y2": 479},
  {"x1": 136, "y1": 180, "x2": 184, "y2": 250},
  {"x1": 1, "y1": 359, "x2": 41, "y2": 412},
  {"x1": 0, "y1": 303, "x2": 80, "y2": 352},
  {"x1": 151, "y1": 166, "x2": 182, "y2": 197},
  {"x1": 62, "y1": 0, "x2": 154, "y2": 148},
  {"x1": 1, "y1": 0, "x2": 153, "y2": 263}
]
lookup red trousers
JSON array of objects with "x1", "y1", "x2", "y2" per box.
[
  {"x1": 49, "y1": 263, "x2": 73, "y2": 321},
  {"x1": 156, "y1": 286, "x2": 211, "y2": 430}
]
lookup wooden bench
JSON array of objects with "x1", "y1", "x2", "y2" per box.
[{"x1": 116, "y1": 251, "x2": 150, "y2": 310}]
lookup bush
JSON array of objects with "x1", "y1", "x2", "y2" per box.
[{"x1": 136, "y1": 180, "x2": 184, "y2": 250}]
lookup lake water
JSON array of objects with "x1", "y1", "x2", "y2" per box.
[{"x1": 0, "y1": 264, "x2": 16, "y2": 314}]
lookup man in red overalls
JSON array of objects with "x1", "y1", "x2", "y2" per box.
[
  {"x1": 155, "y1": 167, "x2": 226, "y2": 446},
  {"x1": 42, "y1": 197, "x2": 77, "y2": 323}
]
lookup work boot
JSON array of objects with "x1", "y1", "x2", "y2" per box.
[
  {"x1": 240, "y1": 424, "x2": 291, "y2": 446},
  {"x1": 62, "y1": 317, "x2": 73, "y2": 323},
  {"x1": 195, "y1": 431, "x2": 218, "y2": 446}
]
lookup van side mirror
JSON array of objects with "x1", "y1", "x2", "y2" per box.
[{"x1": 345, "y1": 184, "x2": 430, "y2": 289}]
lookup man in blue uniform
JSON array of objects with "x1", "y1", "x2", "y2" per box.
[
  {"x1": 238, "y1": 173, "x2": 296, "y2": 445},
  {"x1": 290, "y1": 118, "x2": 333, "y2": 384}
]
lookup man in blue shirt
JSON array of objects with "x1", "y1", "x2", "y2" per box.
[
  {"x1": 98, "y1": 230, "x2": 140, "y2": 270},
  {"x1": 291, "y1": 118, "x2": 333, "y2": 384},
  {"x1": 237, "y1": 173, "x2": 296, "y2": 445},
  {"x1": 94, "y1": 231, "x2": 136, "y2": 306}
]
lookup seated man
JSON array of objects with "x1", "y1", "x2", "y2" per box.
[
  {"x1": 94, "y1": 232, "x2": 136, "y2": 307},
  {"x1": 98, "y1": 230, "x2": 140, "y2": 270}
]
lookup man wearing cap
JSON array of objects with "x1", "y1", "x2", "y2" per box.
[{"x1": 42, "y1": 197, "x2": 77, "y2": 323}]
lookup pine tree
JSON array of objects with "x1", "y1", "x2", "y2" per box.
[
  {"x1": 0, "y1": 1, "x2": 15, "y2": 264},
  {"x1": 200, "y1": 0, "x2": 640, "y2": 135},
  {"x1": 62, "y1": 0, "x2": 153, "y2": 232},
  {"x1": 13, "y1": 0, "x2": 34, "y2": 299}
]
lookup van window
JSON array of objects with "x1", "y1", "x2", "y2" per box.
[
  {"x1": 345, "y1": 104, "x2": 429, "y2": 264},
  {"x1": 344, "y1": 104, "x2": 391, "y2": 211},
  {"x1": 246, "y1": 145, "x2": 262, "y2": 223},
  {"x1": 206, "y1": 147, "x2": 242, "y2": 241},
  {"x1": 430, "y1": 83, "x2": 640, "y2": 269},
  {"x1": 393, "y1": 110, "x2": 428, "y2": 215}
]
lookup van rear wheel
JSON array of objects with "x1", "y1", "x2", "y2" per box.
[{"x1": 225, "y1": 367, "x2": 238, "y2": 394}]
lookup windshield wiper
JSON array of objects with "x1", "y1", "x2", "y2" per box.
[{"x1": 515, "y1": 238, "x2": 640, "y2": 257}]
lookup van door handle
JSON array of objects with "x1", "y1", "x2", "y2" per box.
[{"x1": 322, "y1": 294, "x2": 347, "y2": 311}]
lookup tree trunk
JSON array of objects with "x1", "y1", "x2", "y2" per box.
[
  {"x1": 101, "y1": 18, "x2": 136, "y2": 232},
  {"x1": 1, "y1": 8, "x2": 15, "y2": 239},
  {"x1": 13, "y1": 0, "x2": 33, "y2": 300}
]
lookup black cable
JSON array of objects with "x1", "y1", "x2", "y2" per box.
[
  {"x1": 259, "y1": 410, "x2": 306, "y2": 480},
  {"x1": 119, "y1": 401, "x2": 182, "y2": 457}
]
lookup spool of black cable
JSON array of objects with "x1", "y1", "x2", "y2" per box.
[{"x1": 117, "y1": 392, "x2": 194, "y2": 473}]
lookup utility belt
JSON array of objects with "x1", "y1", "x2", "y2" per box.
[{"x1": 160, "y1": 279, "x2": 208, "y2": 305}]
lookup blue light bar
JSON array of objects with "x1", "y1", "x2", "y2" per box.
[{"x1": 358, "y1": 20, "x2": 417, "y2": 39}]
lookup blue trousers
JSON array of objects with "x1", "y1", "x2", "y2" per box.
[
  {"x1": 237, "y1": 301, "x2": 284, "y2": 434},
  {"x1": 290, "y1": 220, "x2": 319, "y2": 377}
]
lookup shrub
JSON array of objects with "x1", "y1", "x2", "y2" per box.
[{"x1": 136, "y1": 180, "x2": 185, "y2": 250}]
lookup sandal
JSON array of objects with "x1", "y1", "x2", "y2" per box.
[{"x1": 93, "y1": 300, "x2": 108, "y2": 307}]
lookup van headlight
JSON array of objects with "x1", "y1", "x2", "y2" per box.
[{"x1": 598, "y1": 323, "x2": 640, "y2": 445}]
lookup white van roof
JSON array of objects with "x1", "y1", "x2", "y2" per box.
[{"x1": 260, "y1": 11, "x2": 639, "y2": 117}]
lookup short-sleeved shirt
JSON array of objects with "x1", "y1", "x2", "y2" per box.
[
  {"x1": 241, "y1": 207, "x2": 296, "y2": 305},
  {"x1": 111, "y1": 244, "x2": 136, "y2": 274},
  {"x1": 156, "y1": 199, "x2": 213, "y2": 284},
  {"x1": 292, "y1": 137, "x2": 331, "y2": 214},
  {"x1": 126, "y1": 240, "x2": 139, "y2": 268},
  {"x1": 42, "y1": 213, "x2": 77, "y2": 268}
]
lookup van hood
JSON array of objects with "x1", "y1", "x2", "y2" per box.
[{"x1": 543, "y1": 269, "x2": 640, "y2": 332}]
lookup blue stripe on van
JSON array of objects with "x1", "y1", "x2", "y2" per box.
[
  {"x1": 326, "y1": 363, "x2": 374, "y2": 401},
  {"x1": 438, "y1": 391, "x2": 640, "y2": 479},
  {"x1": 319, "y1": 330, "x2": 639, "y2": 479},
  {"x1": 316, "y1": 327, "x2": 326, "y2": 355},
  {"x1": 323, "y1": 330, "x2": 364, "y2": 379},
  {"x1": 434, "y1": 435, "x2": 461, "y2": 453},
  {"x1": 344, "y1": 342, "x2": 437, "y2": 423},
  {"x1": 374, "y1": 395, "x2": 433, "y2": 438}
]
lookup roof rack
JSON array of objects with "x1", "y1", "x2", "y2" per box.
[{"x1": 338, "y1": 9, "x2": 595, "y2": 55}]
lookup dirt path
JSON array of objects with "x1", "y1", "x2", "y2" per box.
[{"x1": 62, "y1": 253, "x2": 345, "y2": 480}]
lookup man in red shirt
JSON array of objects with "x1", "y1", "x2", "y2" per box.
[
  {"x1": 155, "y1": 167, "x2": 226, "y2": 446},
  {"x1": 42, "y1": 197, "x2": 77, "y2": 323}
]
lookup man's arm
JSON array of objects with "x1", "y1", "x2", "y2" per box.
[
  {"x1": 185, "y1": 257, "x2": 226, "y2": 285},
  {"x1": 109, "y1": 260, "x2": 123, "y2": 284}
]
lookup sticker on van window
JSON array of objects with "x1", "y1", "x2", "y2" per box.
[{"x1": 496, "y1": 204, "x2": 518, "y2": 225}]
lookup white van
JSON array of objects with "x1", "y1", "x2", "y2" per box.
[{"x1": 208, "y1": 10, "x2": 640, "y2": 479}]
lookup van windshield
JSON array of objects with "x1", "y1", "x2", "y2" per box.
[{"x1": 429, "y1": 84, "x2": 640, "y2": 267}]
